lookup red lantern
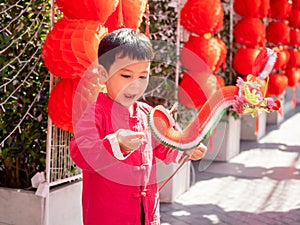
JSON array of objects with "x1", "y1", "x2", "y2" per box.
[
  {"x1": 234, "y1": 17, "x2": 266, "y2": 47},
  {"x1": 180, "y1": 35, "x2": 226, "y2": 73},
  {"x1": 180, "y1": 0, "x2": 224, "y2": 35},
  {"x1": 232, "y1": 47, "x2": 260, "y2": 76},
  {"x1": 266, "y1": 21, "x2": 290, "y2": 45},
  {"x1": 233, "y1": 0, "x2": 270, "y2": 18},
  {"x1": 290, "y1": 29, "x2": 300, "y2": 46},
  {"x1": 272, "y1": 47, "x2": 290, "y2": 70},
  {"x1": 42, "y1": 18, "x2": 108, "y2": 79},
  {"x1": 56, "y1": 0, "x2": 118, "y2": 22},
  {"x1": 287, "y1": 49, "x2": 300, "y2": 68},
  {"x1": 266, "y1": 73, "x2": 288, "y2": 96},
  {"x1": 289, "y1": 9, "x2": 300, "y2": 28},
  {"x1": 48, "y1": 78, "x2": 79, "y2": 133},
  {"x1": 293, "y1": 0, "x2": 300, "y2": 10},
  {"x1": 269, "y1": 0, "x2": 292, "y2": 20},
  {"x1": 215, "y1": 38, "x2": 227, "y2": 73},
  {"x1": 178, "y1": 71, "x2": 217, "y2": 108},
  {"x1": 104, "y1": 0, "x2": 147, "y2": 32},
  {"x1": 285, "y1": 68, "x2": 300, "y2": 87}
]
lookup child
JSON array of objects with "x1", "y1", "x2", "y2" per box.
[{"x1": 70, "y1": 28, "x2": 207, "y2": 225}]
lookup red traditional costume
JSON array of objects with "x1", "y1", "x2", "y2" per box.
[{"x1": 70, "y1": 92, "x2": 186, "y2": 225}]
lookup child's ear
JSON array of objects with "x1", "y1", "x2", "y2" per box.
[{"x1": 98, "y1": 65, "x2": 109, "y2": 84}]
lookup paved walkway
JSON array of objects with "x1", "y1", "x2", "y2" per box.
[{"x1": 160, "y1": 104, "x2": 300, "y2": 225}]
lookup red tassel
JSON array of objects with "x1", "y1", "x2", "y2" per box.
[
  {"x1": 255, "y1": 112, "x2": 259, "y2": 137},
  {"x1": 292, "y1": 87, "x2": 297, "y2": 109},
  {"x1": 145, "y1": 2, "x2": 150, "y2": 38},
  {"x1": 118, "y1": 0, "x2": 124, "y2": 28}
]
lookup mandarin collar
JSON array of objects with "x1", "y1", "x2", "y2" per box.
[{"x1": 97, "y1": 92, "x2": 138, "y2": 118}]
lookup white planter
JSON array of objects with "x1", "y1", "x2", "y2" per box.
[
  {"x1": 241, "y1": 111, "x2": 267, "y2": 140},
  {"x1": 267, "y1": 110, "x2": 284, "y2": 125},
  {"x1": 0, "y1": 181, "x2": 82, "y2": 225},
  {"x1": 204, "y1": 114, "x2": 241, "y2": 161},
  {"x1": 297, "y1": 86, "x2": 300, "y2": 104},
  {"x1": 283, "y1": 87, "x2": 295, "y2": 114},
  {"x1": 157, "y1": 160, "x2": 190, "y2": 203}
]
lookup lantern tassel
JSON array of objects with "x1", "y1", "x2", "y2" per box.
[
  {"x1": 145, "y1": 2, "x2": 150, "y2": 38},
  {"x1": 292, "y1": 87, "x2": 297, "y2": 109},
  {"x1": 118, "y1": 0, "x2": 124, "y2": 28}
]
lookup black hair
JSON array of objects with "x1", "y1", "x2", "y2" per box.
[{"x1": 98, "y1": 28, "x2": 153, "y2": 72}]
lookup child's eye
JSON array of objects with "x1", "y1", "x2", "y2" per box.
[
  {"x1": 139, "y1": 76, "x2": 148, "y2": 79},
  {"x1": 121, "y1": 74, "x2": 131, "y2": 78}
]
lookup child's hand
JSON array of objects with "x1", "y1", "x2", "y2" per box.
[
  {"x1": 117, "y1": 129, "x2": 146, "y2": 152},
  {"x1": 185, "y1": 143, "x2": 207, "y2": 160}
]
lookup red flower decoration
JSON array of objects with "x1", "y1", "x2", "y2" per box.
[
  {"x1": 180, "y1": 0, "x2": 224, "y2": 35},
  {"x1": 285, "y1": 68, "x2": 300, "y2": 87},
  {"x1": 180, "y1": 35, "x2": 227, "y2": 73},
  {"x1": 56, "y1": 0, "x2": 118, "y2": 22},
  {"x1": 42, "y1": 18, "x2": 108, "y2": 79},
  {"x1": 234, "y1": 17, "x2": 266, "y2": 47},
  {"x1": 48, "y1": 79, "x2": 79, "y2": 133},
  {"x1": 233, "y1": 48, "x2": 260, "y2": 76},
  {"x1": 266, "y1": 21, "x2": 290, "y2": 45},
  {"x1": 269, "y1": 0, "x2": 292, "y2": 20},
  {"x1": 233, "y1": 0, "x2": 270, "y2": 18},
  {"x1": 104, "y1": 0, "x2": 147, "y2": 32},
  {"x1": 266, "y1": 73, "x2": 288, "y2": 97}
]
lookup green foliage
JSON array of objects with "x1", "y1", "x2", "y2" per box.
[{"x1": 0, "y1": 0, "x2": 51, "y2": 188}]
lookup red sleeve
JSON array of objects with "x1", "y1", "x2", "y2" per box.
[{"x1": 70, "y1": 104, "x2": 117, "y2": 172}]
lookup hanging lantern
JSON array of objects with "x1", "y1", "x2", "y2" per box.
[
  {"x1": 180, "y1": 35, "x2": 226, "y2": 73},
  {"x1": 104, "y1": 0, "x2": 147, "y2": 32},
  {"x1": 48, "y1": 78, "x2": 80, "y2": 133},
  {"x1": 232, "y1": 47, "x2": 260, "y2": 76},
  {"x1": 289, "y1": 9, "x2": 300, "y2": 28},
  {"x1": 290, "y1": 28, "x2": 300, "y2": 46},
  {"x1": 233, "y1": 0, "x2": 270, "y2": 18},
  {"x1": 42, "y1": 18, "x2": 108, "y2": 79},
  {"x1": 285, "y1": 68, "x2": 300, "y2": 87},
  {"x1": 233, "y1": 17, "x2": 266, "y2": 47},
  {"x1": 266, "y1": 73, "x2": 288, "y2": 96},
  {"x1": 287, "y1": 49, "x2": 300, "y2": 68},
  {"x1": 293, "y1": 0, "x2": 300, "y2": 10},
  {"x1": 269, "y1": 0, "x2": 292, "y2": 20},
  {"x1": 178, "y1": 71, "x2": 217, "y2": 109},
  {"x1": 180, "y1": 0, "x2": 224, "y2": 35},
  {"x1": 272, "y1": 47, "x2": 290, "y2": 70},
  {"x1": 266, "y1": 21, "x2": 290, "y2": 45},
  {"x1": 56, "y1": 0, "x2": 118, "y2": 22},
  {"x1": 215, "y1": 38, "x2": 227, "y2": 73}
]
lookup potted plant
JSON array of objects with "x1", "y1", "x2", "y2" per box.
[{"x1": 0, "y1": 1, "x2": 82, "y2": 225}]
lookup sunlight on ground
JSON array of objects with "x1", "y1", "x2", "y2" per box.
[
  {"x1": 203, "y1": 214, "x2": 220, "y2": 224},
  {"x1": 171, "y1": 210, "x2": 191, "y2": 216}
]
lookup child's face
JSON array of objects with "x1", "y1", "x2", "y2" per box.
[{"x1": 105, "y1": 56, "x2": 150, "y2": 108}]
